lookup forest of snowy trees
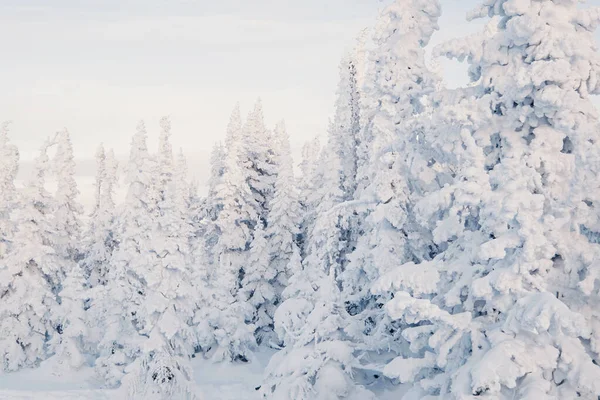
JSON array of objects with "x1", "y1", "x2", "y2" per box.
[{"x1": 3, "y1": 0, "x2": 600, "y2": 399}]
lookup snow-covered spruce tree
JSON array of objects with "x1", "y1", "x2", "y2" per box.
[
  {"x1": 49, "y1": 129, "x2": 86, "y2": 363},
  {"x1": 82, "y1": 144, "x2": 118, "y2": 287},
  {"x1": 266, "y1": 123, "x2": 302, "y2": 298},
  {"x1": 155, "y1": 116, "x2": 175, "y2": 211},
  {"x1": 371, "y1": 98, "x2": 490, "y2": 398},
  {"x1": 121, "y1": 117, "x2": 201, "y2": 400},
  {"x1": 331, "y1": 53, "x2": 362, "y2": 201},
  {"x1": 261, "y1": 257, "x2": 375, "y2": 400},
  {"x1": 196, "y1": 141, "x2": 227, "y2": 277},
  {"x1": 241, "y1": 99, "x2": 278, "y2": 228},
  {"x1": 293, "y1": 49, "x2": 366, "y2": 351},
  {"x1": 93, "y1": 121, "x2": 156, "y2": 387},
  {"x1": 305, "y1": 144, "x2": 348, "y2": 278},
  {"x1": 254, "y1": 45, "x2": 372, "y2": 392},
  {"x1": 207, "y1": 142, "x2": 226, "y2": 209},
  {"x1": 317, "y1": 51, "x2": 365, "y2": 313},
  {"x1": 197, "y1": 105, "x2": 242, "y2": 279},
  {"x1": 52, "y1": 128, "x2": 83, "y2": 265},
  {"x1": 355, "y1": 0, "x2": 440, "y2": 197},
  {"x1": 242, "y1": 121, "x2": 302, "y2": 346},
  {"x1": 187, "y1": 146, "x2": 221, "y2": 352},
  {"x1": 47, "y1": 265, "x2": 88, "y2": 373},
  {"x1": 300, "y1": 140, "x2": 346, "y2": 259},
  {"x1": 297, "y1": 136, "x2": 321, "y2": 254},
  {"x1": 174, "y1": 148, "x2": 196, "y2": 250},
  {"x1": 0, "y1": 121, "x2": 19, "y2": 260},
  {"x1": 0, "y1": 138, "x2": 60, "y2": 371},
  {"x1": 341, "y1": 0, "x2": 442, "y2": 358},
  {"x1": 199, "y1": 108, "x2": 256, "y2": 363},
  {"x1": 261, "y1": 143, "x2": 375, "y2": 399},
  {"x1": 240, "y1": 222, "x2": 275, "y2": 345},
  {"x1": 375, "y1": 1, "x2": 600, "y2": 398},
  {"x1": 174, "y1": 148, "x2": 211, "y2": 317}
]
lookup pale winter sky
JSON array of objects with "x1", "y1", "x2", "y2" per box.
[{"x1": 2, "y1": 0, "x2": 600, "y2": 205}]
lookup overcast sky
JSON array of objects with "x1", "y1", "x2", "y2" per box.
[{"x1": 2, "y1": 0, "x2": 600, "y2": 204}]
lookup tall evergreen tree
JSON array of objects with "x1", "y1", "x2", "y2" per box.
[
  {"x1": 262, "y1": 139, "x2": 375, "y2": 398},
  {"x1": 267, "y1": 122, "x2": 302, "y2": 293},
  {"x1": 52, "y1": 129, "x2": 83, "y2": 264},
  {"x1": 241, "y1": 222, "x2": 275, "y2": 345},
  {"x1": 376, "y1": 0, "x2": 600, "y2": 398},
  {"x1": 0, "y1": 139, "x2": 60, "y2": 371},
  {"x1": 342, "y1": 0, "x2": 442, "y2": 359},
  {"x1": 122, "y1": 118, "x2": 201, "y2": 399},
  {"x1": 262, "y1": 240, "x2": 375, "y2": 400},
  {"x1": 0, "y1": 121, "x2": 19, "y2": 260},
  {"x1": 197, "y1": 141, "x2": 227, "y2": 276},
  {"x1": 48, "y1": 264, "x2": 88, "y2": 373},
  {"x1": 355, "y1": 0, "x2": 440, "y2": 196},
  {"x1": 201, "y1": 107, "x2": 256, "y2": 362},
  {"x1": 199, "y1": 104, "x2": 244, "y2": 276},
  {"x1": 242, "y1": 121, "x2": 303, "y2": 346},
  {"x1": 331, "y1": 53, "x2": 362, "y2": 201},
  {"x1": 241, "y1": 99, "x2": 278, "y2": 228},
  {"x1": 83, "y1": 144, "x2": 118, "y2": 287},
  {"x1": 94, "y1": 121, "x2": 156, "y2": 387},
  {"x1": 297, "y1": 136, "x2": 321, "y2": 254}
]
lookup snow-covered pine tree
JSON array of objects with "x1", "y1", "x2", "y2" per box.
[
  {"x1": 241, "y1": 121, "x2": 303, "y2": 347},
  {"x1": 241, "y1": 222, "x2": 275, "y2": 345},
  {"x1": 315, "y1": 51, "x2": 366, "y2": 308},
  {"x1": 121, "y1": 117, "x2": 201, "y2": 400},
  {"x1": 50, "y1": 129, "x2": 86, "y2": 363},
  {"x1": 300, "y1": 140, "x2": 346, "y2": 265},
  {"x1": 261, "y1": 140, "x2": 375, "y2": 399},
  {"x1": 297, "y1": 136, "x2": 321, "y2": 254},
  {"x1": 199, "y1": 107, "x2": 256, "y2": 362},
  {"x1": 299, "y1": 131, "x2": 355, "y2": 289},
  {"x1": 331, "y1": 53, "x2": 362, "y2": 201},
  {"x1": 261, "y1": 251, "x2": 375, "y2": 400},
  {"x1": 0, "y1": 121, "x2": 19, "y2": 260},
  {"x1": 266, "y1": 122, "x2": 302, "y2": 297},
  {"x1": 186, "y1": 147, "x2": 220, "y2": 352},
  {"x1": 375, "y1": 0, "x2": 600, "y2": 398},
  {"x1": 82, "y1": 144, "x2": 118, "y2": 287},
  {"x1": 241, "y1": 99, "x2": 278, "y2": 228},
  {"x1": 198, "y1": 105, "x2": 242, "y2": 279},
  {"x1": 155, "y1": 116, "x2": 175, "y2": 211},
  {"x1": 304, "y1": 144, "x2": 347, "y2": 278},
  {"x1": 342, "y1": 0, "x2": 442, "y2": 360},
  {"x1": 355, "y1": 0, "x2": 440, "y2": 197},
  {"x1": 52, "y1": 129, "x2": 83, "y2": 266},
  {"x1": 196, "y1": 141, "x2": 227, "y2": 277},
  {"x1": 207, "y1": 142, "x2": 226, "y2": 209},
  {"x1": 0, "y1": 138, "x2": 60, "y2": 371},
  {"x1": 266, "y1": 55, "x2": 371, "y2": 384},
  {"x1": 94, "y1": 121, "x2": 156, "y2": 387},
  {"x1": 174, "y1": 149, "x2": 211, "y2": 328},
  {"x1": 47, "y1": 265, "x2": 89, "y2": 373},
  {"x1": 174, "y1": 148, "x2": 196, "y2": 251}
]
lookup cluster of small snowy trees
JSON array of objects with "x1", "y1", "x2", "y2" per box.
[
  {"x1": 3, "y1": 0, "x2": 600, "y2": 399},
  {"x1": 0, "y1": 97, "x2": 306, "y2": 398}
]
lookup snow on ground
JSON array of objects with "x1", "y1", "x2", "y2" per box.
[
  {"x1": 191, "y1": 349, "x2": 275, "y2": 400},
  {"x1": 0, "y1": 350, "x2": 275, "y2": 400},
  {"x1": 0, "y1": 349, "x2": 410, "y2": 399},
  {"x1": 0, "y1": 362, "x2": 111, "y2": 399}
]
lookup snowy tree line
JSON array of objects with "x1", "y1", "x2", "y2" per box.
[{"x1": 3, "y1": 0, "x2": 600, "y2": 398}]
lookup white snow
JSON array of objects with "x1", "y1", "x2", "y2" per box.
[{"x1": 0, "y1": 350, "x2": 276, "y2": 400}]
